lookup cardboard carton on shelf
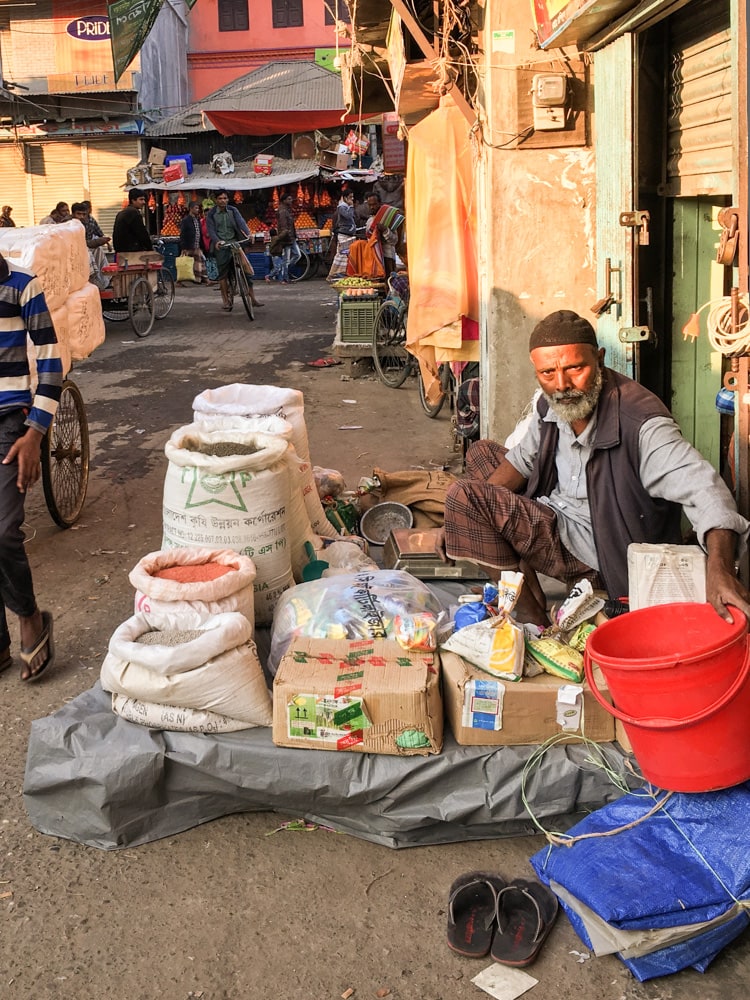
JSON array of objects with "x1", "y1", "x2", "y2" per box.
[
  {"x1": 253, "y1": 154, "x2": 274, "y2": 175},
  {"x1": 162, "y1": 163, "x2": 185, "y2": 185},
  {"x1": 147, "y1": 146, "x2": 167, "y2": 166},
  {"x1": 318, "y1": 149, "x2": 350, "y2": 171},
  {"x1": 441, "y1": 650, "x2": 615, "y2": 746},
  {"x1": 272, "y1": 636, "x2": 443, "y2": 756}
]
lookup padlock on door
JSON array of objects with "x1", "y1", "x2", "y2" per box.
[{"x1": 716, "y1": 208, "x2": 739, "y2": 266}]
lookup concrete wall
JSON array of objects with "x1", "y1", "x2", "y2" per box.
[{"x1": 480, "y1": 0, "x2": 597, "y2": 442}]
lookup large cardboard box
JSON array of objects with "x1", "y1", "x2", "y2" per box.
[
  {"x1": 273, "y1": 637, "x2": 443, "y2": 755},
  {"x1": 147, "y1": 146, "x2": 167, "y2": 165},
  {"x1": 441, "y1": 650, "x2": 615, "y2": 746},
  {"x1": 318, "y1": 149, "x2": 350, "y2": 171}
]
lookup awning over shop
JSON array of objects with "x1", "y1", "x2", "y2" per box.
[
  {"x1": 532, "y1": 0, "x2": 644, "y2": 49},
  {"x1": 196, "y1": 61, "x2": 357, "y2": 137},
  {"x1": 126, "y1": 159, "x2": 320, "y2": 191}
]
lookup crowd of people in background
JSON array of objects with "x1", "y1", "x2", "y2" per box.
[{"x1": 0, "y1": 173, "x2": 408, "y2": 303}]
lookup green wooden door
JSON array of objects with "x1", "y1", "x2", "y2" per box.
[{"x1": 670, "y1": 199, "x2": 726, "y2": 466}]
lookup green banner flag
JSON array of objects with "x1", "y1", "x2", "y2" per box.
[{"x1": 108, "y1": 0, "x2": 163, "y2": 82}]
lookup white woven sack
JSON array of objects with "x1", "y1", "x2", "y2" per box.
[
  {"x1": 101, "y1": 612, "x2": 273, "y2": 726},
  {"x1": 110, "y1": 693, "x2": 251, "y2": 733},
  {"x1": 0, "y1": 220, "x2": 88, "y2": 310},
  {"x1": 185, "y1": 416, "x2": 319, "y2": 580},
  {"x1": 162, "y1": 424, "x2": 293, "y2": 625},
  {"x1": 192, "y1": 384, "x2": 337, "y2": 538},
  {"x1": 130, "y1": 546, "x2": 257, "y2": 631},
  {"x1": 66, "y1": 281, "x2": 106, "y2": 361}
]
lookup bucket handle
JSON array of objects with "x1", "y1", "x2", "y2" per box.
[{"x1": 584, "y1": 639, "x2": 750, "y2": 731}]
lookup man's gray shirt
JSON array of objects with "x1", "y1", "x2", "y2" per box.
[{"x1": 505, "y1": 406, "x2": 749, "y2": 570}]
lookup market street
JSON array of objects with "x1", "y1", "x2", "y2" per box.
[{"x1": 2, "y1": 277, "x2": 748, "y2": 1000}]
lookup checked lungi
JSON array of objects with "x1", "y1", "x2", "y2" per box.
[{"x1": 444, "y1": 439, "x2": 597, "y2": 585}]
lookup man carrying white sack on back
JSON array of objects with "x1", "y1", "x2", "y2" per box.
[
  {"x1": 0, "y1": 250, "x2": 62, "y2": 681},
  {"x1": 439, "y1": 309, "x2": 750, "y2": 625}
]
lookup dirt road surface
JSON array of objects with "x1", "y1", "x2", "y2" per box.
[{"x1": 1, "y1": 279, "x2": 747, "y2": 999}]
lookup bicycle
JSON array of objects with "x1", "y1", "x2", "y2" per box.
[
  {"x1": 372, "y1": 272, "x2": 412, "y2": 387},
  {"x1": 219, "y1": 238, "x2": 254, "y2": 321}
]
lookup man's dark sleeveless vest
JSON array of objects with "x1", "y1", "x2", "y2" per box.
[{"x1": 525, "y1": 367, "x2": 682, "y2": 599}]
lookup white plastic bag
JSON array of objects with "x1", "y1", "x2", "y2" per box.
[
  {"x1": 111, "y1": 694, "x2": 252, "y2": 733},
  {"x1": 162, "y1": 423, "x2": 293, "y2": 625},
  {"x1": 101, "y1": 612, "x2": 273, "y2": 726},
  {"x1": 192, "y1": 384, "x2": 338, "y2": 538},
  {"x1": 129, "y1": 547, "x2": 257, "y2": 631}
]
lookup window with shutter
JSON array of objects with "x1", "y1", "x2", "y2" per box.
[
  {"x1": 272, "y1": 0, "x2": 303, "y2": 29},
  {"x1": 218, "y1": 0, "x2": 249, "y2": 32},
  {"x1": 324, "y1": 0, "x2": 350, "y2": 25}
]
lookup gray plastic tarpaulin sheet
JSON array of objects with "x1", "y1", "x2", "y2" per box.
[{"x1": 24, "y1": 683, "x2": 632, "y2": 851}]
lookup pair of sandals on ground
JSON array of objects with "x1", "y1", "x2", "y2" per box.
[
  {"x1": 0, "y1": 609, "x2": 55, "y2": 683},
  {"x1": 447, "y1": 871, "x2": 558, "y2": 966}
]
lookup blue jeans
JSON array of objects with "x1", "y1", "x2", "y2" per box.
[
  {"x1": 0, "y1": 410, "x2": 37, "y2": 651},
  {"x1": 267, "y1": 254, "x2": 285, "y2": 281},
  {"x1": 282, "y1": 241, "x2": 302, "y2": 282}
]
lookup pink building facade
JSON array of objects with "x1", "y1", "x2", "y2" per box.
[{"x1": 187, "y1": 0, "x2": 349, "y2": 100}]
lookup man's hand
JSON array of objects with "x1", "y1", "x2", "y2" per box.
[
  {"x1": 435, "y1": 527, "x2": 448, "y2": 562},
  {"x1": 2, "y1": 427, "x2": 43, "y2": 493},
  {"x1": 705, "y1": 528, "x2": 750, "y2": 622}
]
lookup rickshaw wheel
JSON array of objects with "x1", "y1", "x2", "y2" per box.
[
  {"x1": 128, "y1": 276, "x2": 155, "y2": 337},
  {"x1": 154, "y1": 267, "x2": 175, "y2": 320},
  {"x1": 41, "y1": 379, "x2": 90, "y2": 528}
]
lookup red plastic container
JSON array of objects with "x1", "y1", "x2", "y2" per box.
[{"x1": 584, "y1": 603, "x2": 750, "y2": 792}]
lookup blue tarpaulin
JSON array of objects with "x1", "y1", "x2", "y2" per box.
[{"x1": 531, "y1": 784, "x2": 750, "y2": 980}]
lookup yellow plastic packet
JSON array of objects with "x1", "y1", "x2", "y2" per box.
[{"x1": 524, "y1": 636, "x2": 585, "y2": 682}]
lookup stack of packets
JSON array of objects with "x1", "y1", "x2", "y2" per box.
[{"x1": 441, "y1": 574, "x2": 604, "y2": 683}]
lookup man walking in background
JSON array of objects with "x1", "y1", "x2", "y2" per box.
[{"x1": 0, "y1": 250, "x2": 62, "y2": 682}]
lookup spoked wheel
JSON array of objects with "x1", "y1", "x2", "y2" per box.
[
  {"x1": 101, "y1": 304, "x2": 129, "y2": 322},
  {"x1": 226, "y1": 268, "x2": 236, "y2": 310},
  {"x1": 234, "y1": 262, "x2": 255, "y2": 321},
  {"x1": 418, "y1": 363, "x2": 452, "y2": 418},
  {"x1": 372, "y1": 301, "x2": 412, "y2": 388},
  {"x1": 41, "y1": 379, "x2": 90, "y2": 528},
  {"x1": 128, "y1": 276, "x2": 155, "y2": 337},
  {"x1": 289, "y1": 249, "x2": 312, "y2": 282},
  {"x1": 153, "y1": 267, "x2": 175, "y2": 320}
]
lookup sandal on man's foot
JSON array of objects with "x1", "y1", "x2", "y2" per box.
[
  {"x1": 20, "y1": 611, "x2": 55, "y2": 683},
  {"x1": 221, "y1": 304, "x2": 233, "y2": 312}
]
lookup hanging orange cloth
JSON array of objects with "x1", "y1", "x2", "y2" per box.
[
  {"x1": 405, "y1": 94, "x2": 480, "y2": 404},
  {"x1": 271, "y1": 188, "x2": 280, "y2": 209}
]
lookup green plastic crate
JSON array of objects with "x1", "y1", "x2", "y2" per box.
[{"x1": 340, "y1": 300, "x2": 379, "y2": 343}]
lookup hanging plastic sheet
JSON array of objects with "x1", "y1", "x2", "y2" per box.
[{"x1": 405, "y1": 94, "x2": 480, "y2": 407}]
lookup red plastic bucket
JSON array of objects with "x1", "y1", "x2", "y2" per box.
[{"x1": 584, "y1": 603, "x2": 750, "y2": 792}]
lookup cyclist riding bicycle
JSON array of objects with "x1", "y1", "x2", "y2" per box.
[{"x1": 205, "y1": 191, "x2": 264, "y2": 313}]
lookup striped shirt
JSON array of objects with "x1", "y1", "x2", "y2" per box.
[{"x1": 0, "y1": 259, "x2": 62, "y2": 433}]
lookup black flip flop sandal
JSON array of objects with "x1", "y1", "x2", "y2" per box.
[
  {"x1": 20, "y1": 610, "x2": 55, "y2": 683},
  {"x1": 490, "y1": 879, "x2": 558, "y2": 967},
  {"x1": 447, "y1": 871, "x2": 506, "y2": 957}
]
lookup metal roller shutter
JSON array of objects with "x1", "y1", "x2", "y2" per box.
[
  {"x1": 85, "y1": 137, "x2": 142, "y2": 236},
  {"x1": 27, "y1": 142, "x2": 84, "y2": 223},
  {"x1": 665, "y1": 0, "x2": 732, "y2": 197},
  {"x1": 0, "y1": 143, "x2": 32, "y2": 227}
]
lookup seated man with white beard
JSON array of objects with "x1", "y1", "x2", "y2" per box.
[{"x1": 440, "y1": 310, "x2": 750, "y2": 624}]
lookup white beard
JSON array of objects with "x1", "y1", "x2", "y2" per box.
[{"x1": 544, "y1": 366, "x2": 604, "y2": 424}]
